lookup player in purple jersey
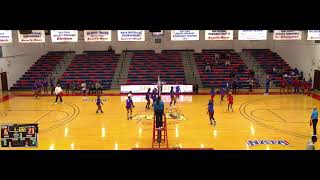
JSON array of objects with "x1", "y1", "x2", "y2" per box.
[
  {"x1": 126, "y1": 96, "x2": 134, "y2": 120},
  {"x1": 96, "y1": 94, "x2": 104, "y2": 114},
  {"x1": 43, "y1": 78, "x2": 48, "y2": 94},
  {"x1": 33, "y1": 81, "x2": 40, "y2": 99},
  {"x1": 145, "y1": 88, "x2": 151, "y2": 109}
]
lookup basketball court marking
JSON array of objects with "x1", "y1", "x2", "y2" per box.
[{"x1": 239, "y1": 97, "x2": 310, "y2": 139}]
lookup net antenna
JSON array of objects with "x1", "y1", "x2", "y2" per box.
[{"x1": 157, "y1": 75, "x2": 161, "y2": 96}]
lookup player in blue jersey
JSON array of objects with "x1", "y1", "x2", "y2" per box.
[
  {"x1": 207, "y1": 99, "x2": 216, "y2": 126},
  {"x1": 145, "y1": 88, "x2": 151, "y2": 109},
  {"x1": 175, "y1": 85, "x2": 181, "y2": 99},
  {"x1": 96, "y1": 94, "x2": 104, "y2": 114},
  {"x1": 126, "y1": 96, "x2": 134, "y2": 120}
]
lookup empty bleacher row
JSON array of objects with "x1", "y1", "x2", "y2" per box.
[
  {"x1": 11, "y1": 51, "x2": 71, "y2": 90},
  {"x1": 194, "y1": 49, "x2": 250, "y2": 88},
  {"x1": 126, "y1": 50, "x2": 186, "y2": 85},
  {"x1": 10, "y1": 49, "x2": 294, "y2": 91},
  {"x1": 243, "y1": 49, "x2": 293, "y2": 86},
  {"x1": 60, "y1": 51, "x2": 120, "y2": 89}
]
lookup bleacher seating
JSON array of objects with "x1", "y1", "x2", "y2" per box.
[
  {"x1": 194, "y1": 49, "x2": 250, "y2": 88},
  {"x1": 60, "y1": 51, "x2": 120, "y2": 89},
  {"x1": 11, "y1": 51, "x2": 69, "y2": 90},
  {"x1": 243, "y1": 49, "x2": 293, "y2": 86},
  {"x1": 126, "y1": 50, "x2": 186, "y2": 85}
]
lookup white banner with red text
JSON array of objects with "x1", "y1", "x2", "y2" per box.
[
  {"x1": 205, "y1": 30, "x2": 233, "y2": 40},
  {"x1": 273, "y1": 30, "x2": 302, "y2": 40},
  {"x1": 0, "y1": 30, "x2": 13, "y2": 43},
  {"x1": 117, "y1": 30, "x2": 145, "y2": 41},
  {"x1": 171, "y1": 30, "x2": 199, "y2": 41},
  {"x1": 51, "y1": 30, "x2": 78, "y2": 42},
  {"x1": 18, "y1": 30, "x2": 45, "y2": 43},
  {"x1": 84, "y1": 30, "x2": 112, "y2": 42}
]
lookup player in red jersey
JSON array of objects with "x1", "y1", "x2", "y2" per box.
[
  {"x1": 280, "y1": 77, "x2": 286, "y2": 95},
  {"x1": 227, "y1": 92, "x2": 234, "y2": 112}
]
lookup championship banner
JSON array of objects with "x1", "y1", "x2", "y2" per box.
[
  {"x1": 18, "y1": 30, "x2": 45, "y2": 43},
  {"x1": 84, "y1": 30, "x2": 112, "y2": 42},
  {"x1": 117, "y1": 30, "x2": 145, "y2": 41},
  {"x1": 171, "y1": 30, "x2": 199, "y2": 41},
  {"x1": 307, "y1": 30, "x2": 320, "y2": 40},
  {"x1": 120, "y1": 84, "x2": 193, "y2": 94},
  {"x1": 51, "y1": 30, "x2": 78, "y2": 42},
  {"x1": 238, "y1": 30, "x2": 267, "y2": 40},
  {"x1": 205, "y1": 30, "x2": 233, "y2": 40},
  {"x1": 0, "y1": 30, "x2": 13, "y2": 43},
  {"x1": 273, "y1": 30, "x2": 302, "y2": 40}
]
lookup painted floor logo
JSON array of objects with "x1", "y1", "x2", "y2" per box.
[
  {"x1": 132, "y1": 107, "x2": 187, "y2": 125},
  {"x1": 247, "y1": 140, "x2": 291, "y2": 147}
]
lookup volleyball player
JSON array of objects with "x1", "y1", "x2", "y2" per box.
[
  {"x1": 43, "y1": 78, "x2": 48, "y2": 94},
  {"x1": 96, "y1": 94, "x2": 104, "y2": 114},
  {"x1": 145, "y1": 88, "x2": 151, "y2": 109},
  {"x1": 227, "y1": 92, "x2": 234, "y2": 112},
  {"x1": 280, "y1": 77, "x2": 286, "y2": 94},
  {"x1": 126, "y1": 96, "x2": 134, "y2": 120},
  {"x1": 81, "y1": 81, "x2": 87, "y2": 100},
  {"x1": 207, "y1": 99, "x2": 216, "y2": 126},
  {"x1": 169, "y1": 87, "x2": 176, "y2": 107},
  {"x1": 128, "y1": 91, "x2": 134, "y2": 107},
  {"x1": 287, "y1": 77, "x2": 292, "y2": 94},
  {"x1": 33, "y1": 81, "x2": 40, "y2": 99},
  {"x1": 210, "y1": 87, "x2": 215, "y2": 102},
  {"x1": 220, "y1": 87, "x2": 225, "y2": 104},
  {"x1": 175, "y1": 85, "x2": 180, "y2": 99}
]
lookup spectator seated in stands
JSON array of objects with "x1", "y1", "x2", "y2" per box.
[
  {"x1": 214, "y1": 53, "x2": 220, "y2": 60},
  {"x1": 249, "y1": 69, "x2": 255, "y2": 79},
  {"x1": 230, "y1": 70, "x2": 236, "y2": 78},
  {"x1": 238, "y1": 65, "x2": 244, "y2": 73},
  {"x1": 205, "y1": 62, "x2": 211, "y2": 73},
  {"x1": 299, "y1": 71, "x2": 304, "y2": 80},
  {"x1": 272, "y1": 67, "x2": 277, "y2": 74},
  {"x1": 225, "y1": 59, "x2": 231, "y2": 67},
  {"x1": 108, "y1": 45, "x2": 113, "y2": 52},
  {"x1": 294, "y1": 67, "x2": 299, "y2": 75}
]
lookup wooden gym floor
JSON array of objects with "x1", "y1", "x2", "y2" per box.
[{"x1": 0, "y1": 89, "x2": 318, "y2": 150}]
